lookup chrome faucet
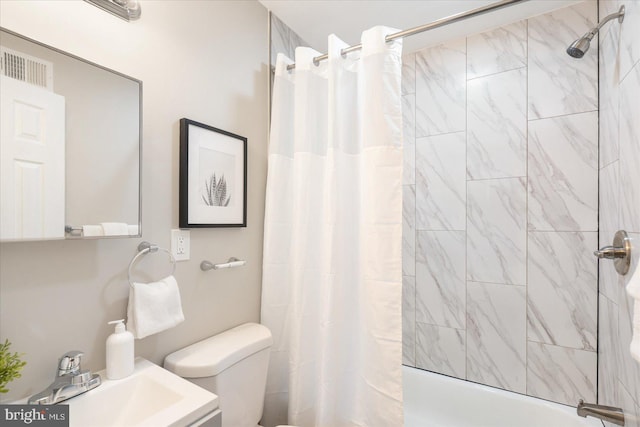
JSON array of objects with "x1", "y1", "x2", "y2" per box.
[
  {"x1": 28, "y1": 351, "x2": 101, "y2": 405},
  {"x1": 577, "y1": 399, "x2": 625, "y2": 426}
]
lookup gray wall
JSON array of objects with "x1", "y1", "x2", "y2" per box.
[
  {"x1": 402, "y1": 1, "x2": 601, "y2": 406},
  {"x1": 0, "y1": 0, "x2": 268, "y2": 401},
  {"x1": 598, "y1": 0, "x2": 640, "y2": 425}
]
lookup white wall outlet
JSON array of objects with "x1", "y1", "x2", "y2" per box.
[{"x1": 171, "y1": 229, "x2": 190, "y2": 261}]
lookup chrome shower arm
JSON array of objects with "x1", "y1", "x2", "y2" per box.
[
  {"x1": 581, "y1": 6, "x2": 625, "y2": 41},
  {"x1": 592, "y1": 5, "x2": 625, "y2": 34}
]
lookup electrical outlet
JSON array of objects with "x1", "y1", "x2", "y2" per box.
[
  {"x1": 171, "y1": 229, "x2": 190, "y2": 261},
  {"x1": 177, "y1": 236, "x2": 186, "y2": 254}
]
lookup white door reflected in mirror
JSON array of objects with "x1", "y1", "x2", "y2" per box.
[{"x1": 0, "y1": 75, "x2": 65, "y2": 241}]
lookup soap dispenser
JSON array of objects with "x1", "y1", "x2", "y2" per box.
[{"x1": 106, "y1": 319, "x2": 134, "y2": 380}]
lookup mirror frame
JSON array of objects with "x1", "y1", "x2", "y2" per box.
[{"x1": 0, "y1": 27, "x2": 143, "y2": 240}]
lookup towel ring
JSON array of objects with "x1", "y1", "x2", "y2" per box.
[{"x1": 127, "y1": 241, "x2": 176, "y2": 286}]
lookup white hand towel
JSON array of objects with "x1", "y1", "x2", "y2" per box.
[
  {"x1": 82, "y1": 225, "x2": 104, "y2": 237},
  {"x1": 127, "y1": 275, "x2": 185, "y2": 339},
  {"x1": 100, "y1": 222, "x2": 129, "y2": 236},
  {"x1": 626, "y1": 266, "x2": 640, "y2": 363}
]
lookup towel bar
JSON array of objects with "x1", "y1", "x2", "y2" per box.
[
  {"x1": 65, "y1": 225, "x2": 83, "y2": 235},
  {"x1": 201, "y1": 257, "x2": 246, "y2": 271},
  {"x1": 127, "y1": 241, "x2": 176, "y2": 286}
]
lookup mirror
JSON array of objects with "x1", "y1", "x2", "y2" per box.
[{"x1": 0, "y1": 28, "x2": 141, "y2": 241}]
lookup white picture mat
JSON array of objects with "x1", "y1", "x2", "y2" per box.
[{"x1": 187, "y1": 124, "x2": 244, "y2": 224}]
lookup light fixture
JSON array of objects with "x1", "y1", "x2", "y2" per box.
[{"x1": 85, "y1": 0, "x2": 141, "y2": 21}]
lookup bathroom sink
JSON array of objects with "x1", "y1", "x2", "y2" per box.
[{"x1": 64, "y1": 358, "x2": 218, "y2": 427}]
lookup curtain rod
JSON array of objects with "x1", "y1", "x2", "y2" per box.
[{"x1": 286, "y1": 0, "x2": 528, "y2": 71}]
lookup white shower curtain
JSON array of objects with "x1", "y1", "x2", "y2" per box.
[{"x1": 261, "y1": 27, "x2": 403, "y2": 427}]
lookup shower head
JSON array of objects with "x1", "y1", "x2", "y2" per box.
[
  {"x1": 566, "y1": 34, "x2": 593, "y2": 58},
  {"x1": 566, "y1": 5, "x2": 625, "y2": 58}
]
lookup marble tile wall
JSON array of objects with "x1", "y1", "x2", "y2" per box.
[
  {"x1": 466, "y1": 67, "x2": 527, "y2": 180},
  {"x1": 528, "y1": 112, "x2": 598, "y2": 232},
  {"x1": 416, "y1": 230, "x2": 466, "y2": 329},
  {"x1": 270, "y1": 13, "x2": 308, "y2": 69},
  {"x1": 415, "y1": 132, "x2": 466, "y2": 230},
  {"x1": 467, "y1": 178, "x2": 527, "y2": 286},
  {"x1": 402, "y1": 0, "x2": 603, "y2": 407},
  {"x1": 415, "y1": 39, "x2": 466, "y2": 137},
  {"x1": 598, "y1": 0, "x2": 640, "y2": 425},
  {"x1": 467, "y1": 282, "x2": 527, "y2": 393}
]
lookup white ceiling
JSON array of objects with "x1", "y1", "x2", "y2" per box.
[{"x1": 259, "y1": 0, "x2": 583, "y2": 54}]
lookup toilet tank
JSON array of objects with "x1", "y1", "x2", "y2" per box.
[{"x1": 164, "y1": 323, "x2": 273, "y2": 427}]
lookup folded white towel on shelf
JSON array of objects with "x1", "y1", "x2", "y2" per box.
[
  {"x1": 127, "y1": 275, "x2": 185, "y2": 339},
  {"x1": 127, "y1": 224, "x2": 139, "y2": 236},
  {"x1": 82, "y1": 225, "x2": 104, "y2": 237},
  {"x1": 627, "y1": 266, "x2": 640, "y2": 363},
  {"x1": 100, "y1": 222, "x2": 129, "y2": 236}
]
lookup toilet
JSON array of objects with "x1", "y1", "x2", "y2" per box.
[{"x1": 164, "y1": 322, "x2": 294, "y2": 427}]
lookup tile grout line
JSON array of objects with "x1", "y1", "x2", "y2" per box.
[
  {"x1": 465, "y1": 34, "x2": 469, "y2": 381},
  {"x1": 595, "y1": 0, "x2": 601, "y2": 406},
  {"x1": 467, "y1": 280, "x2": 527, "y2": 287},
  {"x1": 412, "y1": 52, "x2": 418, "y2": 368},
  {"x1": 525, "y1": 15, "x2": 530, "y2": 396},
  {"x1": 466, "y1": 64, "x2": 527, "y2": 82},
  {"x1": 415, "y1": 129, "x2": 466, "y2": 141},
  {"x1": 526, "y1": 338, "x2": 598, "y2": 354},
  {"x1": 528, "y1": 109, "x2": 599, "y2": 123}
]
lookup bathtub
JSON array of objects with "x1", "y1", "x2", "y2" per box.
[{"x1": 403, "y1": 366, "x2": 603, "y2": 427}]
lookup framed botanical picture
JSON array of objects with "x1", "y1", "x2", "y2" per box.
[{"x1": 179, "y1": 118, "x2": 247, "y2": 228}]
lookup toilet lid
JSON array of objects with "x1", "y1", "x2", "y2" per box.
[{"x1": 164, "y1": 323, "x2": 272, "y2": 377}]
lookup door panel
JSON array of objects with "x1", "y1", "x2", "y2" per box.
[{"x1": 1, "y1": 75, "x2": 65, "y2": 240}]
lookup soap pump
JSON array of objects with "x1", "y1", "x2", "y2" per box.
[{"x1": 106, "y1": 319, "x2": 134, "y2": 380}]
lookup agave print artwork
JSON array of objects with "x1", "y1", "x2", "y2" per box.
[
  {"x1": 203, "y1": 173, "x2": 231, "y2": 207},
  {"x1": 198, "y1": 146, "x2": 235, "y2": 208},
  {"x1": 180, "y1": 118, "x2": 247, "y2": 228}
]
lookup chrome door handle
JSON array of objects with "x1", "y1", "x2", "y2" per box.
[{"x1": 594, "y1": 230, "x2": 631, "y2": 275}]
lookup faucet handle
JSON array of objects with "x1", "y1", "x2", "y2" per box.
[{"x1": 58, "y1": 351, "x2": 84, "y2": 376}]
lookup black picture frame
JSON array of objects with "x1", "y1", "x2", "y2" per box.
[{"x1": 179, "y1": 118, "x2": 247, "y2": 228}]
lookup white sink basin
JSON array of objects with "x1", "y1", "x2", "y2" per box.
[{"x1": 65, "y1": 358, "x2": 218, "y2": 427}]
